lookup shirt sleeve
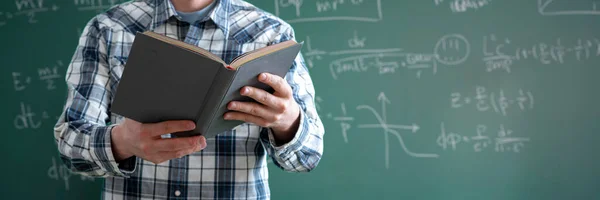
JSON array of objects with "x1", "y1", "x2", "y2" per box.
[
  {"x1": 259, "y1": 25, "x2": 325, "y2": 172},
  {"x1": 53, "y1": 17, "x2": 137, "y2": 178}
]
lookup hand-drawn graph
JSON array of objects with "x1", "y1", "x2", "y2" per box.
[
  {"x1": 275, "y1": 0, "x2": 383, "y2": 23},
  {"x1": 538, "y1": 0, "x2": 600, "y2": 16},
  {"x1": 356, "y1": 92, "x2": 438, "y2": 169}
]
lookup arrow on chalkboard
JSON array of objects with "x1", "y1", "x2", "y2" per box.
[
  {"x1": 377, "y1": 92, "x2": 390, "y2": 122},
  {"x1": 357, "y1": 92, "x2": 438, "y2": 167}
]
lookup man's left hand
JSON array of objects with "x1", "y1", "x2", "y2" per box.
[{"x1": 224, "y1": 73, "x2": 300, "y2": 144}]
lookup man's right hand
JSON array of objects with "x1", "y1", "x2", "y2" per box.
[{"x1": 111, "y1": 119, "x2": 207, "y2": 164}]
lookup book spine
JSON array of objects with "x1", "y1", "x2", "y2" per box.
[{"x1": 194, "y1": 66, "x2": 236, "y2": 138}]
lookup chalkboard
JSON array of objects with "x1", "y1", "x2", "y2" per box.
[{"x1": 2, "y1": 0, "x2": 600, "y2": 199}]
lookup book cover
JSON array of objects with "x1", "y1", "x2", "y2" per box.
[{"x1": 110, "y1": 31, "x2": 303, "y2": 138}]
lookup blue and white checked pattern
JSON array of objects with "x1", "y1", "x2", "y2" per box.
[{"x1": 53, "y1": 0, "x2": 324, "y2": 199}]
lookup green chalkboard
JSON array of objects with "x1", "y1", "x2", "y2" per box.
[{"x1": 2, "y1": 0, "x2": 600, "y2": 199}]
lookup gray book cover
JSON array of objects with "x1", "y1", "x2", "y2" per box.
[{"x1": 111, "y1": 32, "x2": 303, "y2": 138}]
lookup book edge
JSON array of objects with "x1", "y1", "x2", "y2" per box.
[
  {"x1": 203, "y1": 69, "x2": 240, "y2": 137},
  {"x1": 143, "y1": 31, "x2": 226, "y2": 65}
]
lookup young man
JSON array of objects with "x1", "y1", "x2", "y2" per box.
[{"x1": 53, "y1": 0, "x2": 324, "y2": 199}]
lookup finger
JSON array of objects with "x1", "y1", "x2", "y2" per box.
[
  {"x1": 240, "y1": 86, "x2": 285, "y2": 110},
  {"x1": 143, "y1": 120, "x2": 196, "y2": 137},
  {"x1": 258, "y1": 73, "x2": 292, "y2": 98},
  {"x1": 150, "y1": 146, "x2": 199, "y2": 164},
  {"x1": 223, "y1": 112, "x2": 270, "y2": 127},
  {"x1": 152, "y1": 135, "x2": 203, "y2": 152},
  {"x1": 227, "y1": 101, "x2": 276, "y2": 120}
]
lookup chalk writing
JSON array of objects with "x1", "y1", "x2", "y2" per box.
[
  {"x1": 328, "y1": 33, "x2": 469, "y2": 80},
  {"x1": 483, "y1": 34, "x2": 600, "y2": 73},
  {"x1": 13, "y1": 102, "x2": 57, "y2": 130},
  {"x1": 357, "y1": 92, "x2": 438, "y2": 169},
  {"x1": 0, "y1": 11, "x2": 14, "y2": 26},
  {"x1": 438, "y1": 123, "x2": 530, "y2": 153},
  {"x1": 451, "y1": 86, "x2": 534, "y2": 116},
  {"x1": 275, "y1": 0, "x2": 382, "y2": 23},
  {"x1": 303, "y1": 36, "x2": 326, "y2": 68},
  {"x1": 435, "y1": 0, "x2": 492, "y2": 13},
  {"x1": 331, "y1": 103, "x2": 353, "y2": 143},
  {"x1": 435, "y1": 34, "x2": 471, "y2": 66},
  {"x1": 48, "y1": 157, "x2": 94, "y2": 191},
  {"x1": 12, "y1": 72, "x2": 31, "y2": 91},
  {"x1": 348, "y1": 30, "x2": 366, "y2": 49},
  {"x1": 14, "y1": 0, "x2": 59, "y2": 23},
  {"x1": 38, "y1": 60, "x2": 63, "y2": 90},
  {"x1": 12, "y1": 60, "x2": 64, "y2": 91},
  {"x1": 74, "y1": 0, "x2": 127, "y2": 11},
  {"x1": 538, "y1": 0, "x2": 600, "y2": 16}
]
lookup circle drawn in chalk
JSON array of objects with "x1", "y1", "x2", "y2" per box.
[{"x1": 434, "y1": 34, "x2": 470, "y2": 65}]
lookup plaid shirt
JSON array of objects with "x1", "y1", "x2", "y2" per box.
[{"x1": 53, "y1": 0, "x2": 324, "y2": 199}]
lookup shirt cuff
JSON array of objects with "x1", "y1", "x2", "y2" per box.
[
  {"x1": 267, "y1": 108, "x2": 310, "y2": 160},
  {"x1": 89, "y1": 124, "x2": 137, "y2": 177}
]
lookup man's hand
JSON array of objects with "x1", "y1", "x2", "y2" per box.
[
  {"x1": 111, "y1": 119, "x2": 207, "y2": 164},
  {"x1": 224, "y1": 73, "x2": 301, "y2": 144}
]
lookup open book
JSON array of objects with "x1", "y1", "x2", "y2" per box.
[{"x1": 111, "y1": 31, "x2": 303, "y2": 138}]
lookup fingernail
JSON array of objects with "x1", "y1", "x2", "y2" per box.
[
  {"x1": 259, "y1": 73, "x2": 267, "y2": 81},
  {"x1": 223, "y1": 113, "x2": 230, "y2": 120},
  {"x1": 199, "y1": 137, "x2": 207, "y2": 149},
  {"x1": 188, "y1": 122, "x2": 196, "y2": 129},
  {"x1": 228, "y1": 102, "x2": 235, "y2": 109},
  {"x1": 242, "y1": 87, "x2": 249, "y2": 95}
]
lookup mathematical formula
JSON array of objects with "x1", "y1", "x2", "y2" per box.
[
  {"x1": 12, "y1": 60, "x2": 63, "y2": 91},
  {"x1": 275, "y1": 0, "x2": 382, "y2": 23},
  {"x1": 74, "y1": 0, "x2": 128, "y2": 11},
  {"x1": 438, "y1": 123, "x2": 530, "y2": 153},
  {"x1": 10, "y1": 0, "x2": 60, "y2": 24},
  {"x1": 319, "y1": 87, "x2": 534, "y2": 168},
  {"x1": 434, "y1": 0, "x2": 492, "y2": 13},
  {"x1": 14, "y1": 102, "x2": 58, "y2": 130},
  {"x1": 451, "y1": 86, "x2": 534, "y2": 116},
  {"x1": 483, "y1": 35, "x2": 600, "y2": 73},
  {"x1": 0, "y1": 0, "x2": 126, "y2": 26},
  {"x1": 309, "y1": 33, "x2": 470, "y2": 80}
]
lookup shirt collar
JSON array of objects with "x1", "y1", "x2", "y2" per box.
[{"x1": 150, "y1": 0, "x2": 231, "y2": 36}]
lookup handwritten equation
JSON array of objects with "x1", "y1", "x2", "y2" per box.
[
  {"x1": 316, "y1": 33, "x2": 469, "y2": 80},
  {"x1": 2, "y1": 0, "x2": 61, "y2": 24},
  {"x1": 74, "y1": 0, "x2": 128, "y2": 11},
  {"x1": 438, "y1": 123, "x2": 530, "y2": 153},
  {"x1": 451, "y1": 86, "x2": 534, "y2": 116},
  {"x1": 14, "y1": 102, "x2": 58, "y2": 130},
  {"x1": 275, "y1": 0, "x2": 382, "y2": 23},
  {"x1": 435, "y1": 0, "x2": 492, "y2": 13},
  {"x1": 48, "y1": 156, "x2": 94, "y2": 191},
  {"x1": 13, "y1": 60, "x2": 63, "y2": 91},
  {"x1": 483, "y1": 35, "x2": 600, "y2": 73},
  {"x1": 0, "y1": 0, "x2": 126, "y2": 26}
]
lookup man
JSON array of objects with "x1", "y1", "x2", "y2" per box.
[{"x1": 53, "y1": 0, "x2": 324, "y2": 199}]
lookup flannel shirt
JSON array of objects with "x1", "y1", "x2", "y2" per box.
[{"x1": 53, "y1": 0, "x2": 324, "y2": 199}]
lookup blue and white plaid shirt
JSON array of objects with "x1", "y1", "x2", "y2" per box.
[{"x1": 53, "y1": 0, "x2": 324, "y2": 199}]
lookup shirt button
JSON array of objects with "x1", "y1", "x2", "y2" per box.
[{"x1": 175, "y1": 190, "x2": 181, "y2": 197}]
